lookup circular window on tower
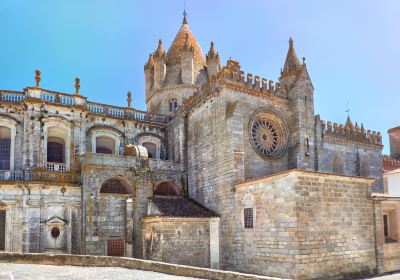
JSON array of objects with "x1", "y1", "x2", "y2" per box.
[
  {"x1": 51, "y1": 227, "x2": 61, "y2": 239},
  {"x1": 249, "y1": 110, "x2": 289, "y2": 159}
]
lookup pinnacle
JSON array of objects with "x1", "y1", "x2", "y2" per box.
[{"x1": 154, "y1": 39, "x2": 164, "y2": 57}]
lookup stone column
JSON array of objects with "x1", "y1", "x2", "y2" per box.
[
  {"x1": 373, "y1": 200, "x2": 385, "y2": 275},
  {"x1": 209, "y1": 218, "x2": 220, "y2": 269}
]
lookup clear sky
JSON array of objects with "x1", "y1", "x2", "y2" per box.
[{"x1": 1, "y1": 0, "x2": 399, "y2": 153}]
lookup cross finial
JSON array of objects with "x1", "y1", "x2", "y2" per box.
[
  {"x1": 182, "y1": 1, "x2": 188, "y2": 24},
  {"x1": 345, "y1": 101, "x2": 350, "y2": 116}
]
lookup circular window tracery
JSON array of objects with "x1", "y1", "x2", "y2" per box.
[{"x1": 250, "y1": 111, "x2": 289, "y2": 159}]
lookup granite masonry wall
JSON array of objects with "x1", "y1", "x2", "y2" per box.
[
  {"x1": 233, "y1": 170, "x2": 379, "y2": 280},
  {"x1": 141, "y1": 217, "x2": 213, "y2": 268}
]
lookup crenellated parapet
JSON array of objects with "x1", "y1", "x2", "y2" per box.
[
  {"x1": 382, "y1": 155, "x2": 400, "y2": 173},
  {"x1": 182, "y1": 60, "x2": 291, "y2": 114},
  {"x1": 320, "y1": 117, "x2": 382, "y2": 148},
  {"x1": 211, "y1": 59, "x2": 288, "y2": 99}
]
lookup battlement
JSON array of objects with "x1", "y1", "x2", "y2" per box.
[
  {"x1": 212, "y1": 60, "x2": 288, "y2": 99},
  {"x1": 320, "y1": 118, "x2": 382, "y2": 148}
]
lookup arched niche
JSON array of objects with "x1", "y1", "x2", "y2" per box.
[
  {"x1": 90, "y1": 127, "x2": 123, "y2": 155},
  {"x1": 154, "y1": 181, "x2": 180, "y2": 196},
  {"x1": 42, "y1": 117, "x2": 71, "y2": 171},
  {"x1": 136, "y1": 133, "x2": 164, "y2": 159}
]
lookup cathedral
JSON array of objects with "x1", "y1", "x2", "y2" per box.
[{"x1": 0, "y1": 13, "x2": 398, "y2": 280}]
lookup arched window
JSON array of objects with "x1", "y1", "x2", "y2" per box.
[
  {"x1": 0, "y1": 127, "x2": 11, "y2": 170},
  {"x1": 333, "y1": 156, "x2": 343, "y2": 174},
  {"x1": 142, "y1": 142, "x2": 157, "y2": 159},
  {"x1": 100, "y1": 178, "x2": 132, "y2": 194},
  {"x1": 47, "y1": 137, "x2": 65, "y2": 163},
  {"x1": 169, "y1": 98, "x2": 178, "y2": 112},
  {"x1": 96, "y1": 136, "x2": 115, "y2": 154},
  {"x1": 154, "y1": 181, "x2": 179, "y2": 196}
]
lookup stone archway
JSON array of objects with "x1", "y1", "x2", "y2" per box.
[{"x1": 98, "y1": 177, "x2": 134, "y2": 257}]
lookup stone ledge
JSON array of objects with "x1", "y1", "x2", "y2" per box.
[{"x1": 0, "y1": 252, "x2": 287, "y2": 280}]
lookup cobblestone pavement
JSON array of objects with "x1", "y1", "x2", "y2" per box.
[
  {"x1": 0, "y1": 263, "x2": 202, "y2": 280},
  {"x1": 358, "y1": 273, "x2": 400, "y2": 280}
]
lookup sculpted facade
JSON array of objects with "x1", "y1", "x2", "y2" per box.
[{"x1": 0, "y1": 13, "x2": 396, "y2": 280}]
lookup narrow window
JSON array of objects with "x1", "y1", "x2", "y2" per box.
[
  {"x1": 304, "y1": 96, "x2": 307, "y2": 102},
  {"x1": 0, "y1": 210, "x2": 5, "y2": 250},
  {"x1": 0, "y1": 127, "x2": 11, "y2": 170},
  {"x1": 384, "y1": 215, "x2": 389, "y2": 237},
  {"x1": 244, "y1": 208, "x2": 254, "y2": 228},
  {"x1": 169, "y1": 98, "x2": 178, "y2": 112}
]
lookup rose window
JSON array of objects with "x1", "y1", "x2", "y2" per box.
[{"x1": 250, "y1": 111, "x2": 289, "y2": 159}]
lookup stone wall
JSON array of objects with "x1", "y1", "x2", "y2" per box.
[
  {"x1": 141, "y1": 217, "x2": 214, "y2": 268},
  {"x1": 317, "y1": 140, "x2": 383, "y2": 193},
  {"x1": 0, "y1": 252, "x2": 284, "y2": 280},
  {"x1": 233, "y1": 170, "x2": 379, "y2": 280},
  {"x1": 0, "y1": 182, "x2": 81, "y2": 254}
]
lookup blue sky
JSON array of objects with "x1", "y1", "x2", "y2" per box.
[{"x1": 1, "y1": 0, "x2": 399, "y2": 153}]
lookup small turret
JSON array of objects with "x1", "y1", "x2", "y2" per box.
[
  {"x1": 144, "y1": 54, "x2": 154, "y2": 100},
  {"x1": 181, "y1": 34, "x2": 194, "y2": 84},
  {"x1": 206, "y1": 41, "x2": 221, "y2": 79},
  {"x1": 153, "y1": 39, "x2": 166, "y2": 90},
  {"x1": 282, "y1": 37, "x2": 300, "y2": 76}
]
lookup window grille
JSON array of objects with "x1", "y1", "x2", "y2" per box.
[
  {"x1": 107, "y1": 239, "x2": 124, "y2": 257},
  {"x1": 100, "y1": 178, "x2": 132, "y2": 194},
  {"x1": 0, "y1": 211, "x2": 5, "y2": 250},
  {"x1": 244, "y1": 208, "x2": 254, "y2": 229},
  {"x1": 154, "y1": 182, "x2": 178, "y2": 196},
  {"x1": 0, "y1": 139, "x2": 10, "y2": 170}
]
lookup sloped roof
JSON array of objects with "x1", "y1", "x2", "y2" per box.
[{"x1": 148, "y1": 196, "x2": 219, "y2": 218}]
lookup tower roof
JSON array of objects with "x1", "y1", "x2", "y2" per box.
[
  {"x1": 162, "y1": 14, "x2": 206, "y2": 85},
  {"x1": 282, "y1": 37, "x2": 300, "y2": 74},
  {"x1": 345, "y1": 115, "x2": 354, "y2": 129}
]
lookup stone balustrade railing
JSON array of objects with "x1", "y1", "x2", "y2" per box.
[
  {"x1": 0, "y1": 89, "x2": 170, "y2": 124},
  {"x1": 0, "y1": 91, "x2": 26, "y2": 103},
  {"x1": 0, "y1": 170, "x2": 79, "y2": 183}
]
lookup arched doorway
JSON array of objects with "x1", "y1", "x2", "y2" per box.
[{"x1": 99, "y1": 178, "x2": 133, "y2": 257}]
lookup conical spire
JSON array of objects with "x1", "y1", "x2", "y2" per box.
[
  {"x1": 207, "y1": 41, "x2": 218, "y2": 59},
  {"x1": 345, "y1": 115, "x2": 354, "y2": 130},
  {"x1": 182, "y1": 33, "x2": 192, "y2": 52},
  {"x1": 154, "y1": 39, "x2": 164, "y2": 58},
  {"x1": 144, "y1": 53, "x2": 154, "y2": 70},
  {"x1": 282, "y1": 36, "x2": 300, "y2": 75}
]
